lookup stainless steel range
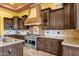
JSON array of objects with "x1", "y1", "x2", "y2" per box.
[{"x1": 25, "y1": 35, "x2": 37, "y2": 49}]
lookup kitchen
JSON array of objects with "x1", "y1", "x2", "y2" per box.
[{"x1": 0, "y1": 3, "x2": 79, "y2": 56}]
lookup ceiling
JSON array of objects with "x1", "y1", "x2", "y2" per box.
[{"x1": 0, "y1": 3, "x2": 35, "y2": 12}]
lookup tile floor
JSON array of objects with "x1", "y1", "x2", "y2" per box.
[{"x1": 23, "y1": 46, "x2": 56, "y2": 56}]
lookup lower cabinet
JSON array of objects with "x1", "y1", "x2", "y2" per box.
[
  {"x1": 63, "y1": 45, "x2": 79, "y2": 56},
  {"x1": 45, "y1": 39, "x2": 58, "y2": 54},
  {"x1": 37, "y1": 37, "x2": 63, "y2": 55},
  {"x1": 0, "y1": 43, "x2": 23, "y2": 56},
  {"x1": 37, "y1": 38, "x2": 45, "y2": 51},
  {"x1": 5, "y1": 35, "x2": 25, "y2": 40},
  {"x1": 0, "y1": 47, "x2": 3, "y2": 56}
]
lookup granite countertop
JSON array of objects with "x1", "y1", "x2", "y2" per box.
[
  {"x1": 37, "y1": 35, "x2": 66, "y2": 40},
  {"x1": 37, "y1": 35, "x2": 79, "y2": 47},
  {"x1": 4, "y1": 34, "x2": 26, "y2": 36},
  {"x1": 0, "y1": 37, "x2": 24, "y2": 47},
  {"x1": 62, "y1": 39, "x2": 79, "y2": 47}
]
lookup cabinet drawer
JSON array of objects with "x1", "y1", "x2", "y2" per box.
[
  {"x1": 3, "y1": 43, "x2": 23, "y2": 56},
  {"x1": 3, "y1": 44, "x2": 16, "y2": 56}
]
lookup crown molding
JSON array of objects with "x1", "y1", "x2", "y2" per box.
[{"x1": 0, "y1": 3, "x2": 35, "y2": 12}]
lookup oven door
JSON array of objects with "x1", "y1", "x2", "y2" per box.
[{"x1": 28, "y1": 40, "x2": 35, "y2": 45}]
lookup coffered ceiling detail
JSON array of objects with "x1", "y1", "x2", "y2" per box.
[{"x1": 0, "y1": 3, "x2": 35, "y2": 12}]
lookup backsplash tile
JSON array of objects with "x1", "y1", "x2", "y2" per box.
[
  {"x1": 4, "y1": 30, "x2": 28, "y2": 35},
  {"x1": 44, "y1": 30, "x2": 64, "y2": 37}
]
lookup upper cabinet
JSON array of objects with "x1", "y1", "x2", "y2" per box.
[
  {"x1": 41, "y1": 8, "x2": 52, "y2": 29},
  {"x1": 41, "y1": 8, "x2": 64, "y2": 29},
  {"x1": 18, "y1": 15, "x2": 27, "y2": 29},
  {"x1": 63, "y1": 3, "x2": 76, "y2": 29},
  {"x1": 4, "y1": 15, "x2": 27, "y2": 30},
  {"x1": 41, "y1": 3, "x2": 77, "y2": 29},
  {"x1": 50, "y1": 8, "x2": 64, "y2": 29},
  {"x1": 4, "y1": 18, "x2": 13, "y2": 30}
]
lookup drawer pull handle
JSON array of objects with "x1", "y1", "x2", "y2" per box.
[{"x1": 8, "y1": 49, "x2": 12, "y2": 54}]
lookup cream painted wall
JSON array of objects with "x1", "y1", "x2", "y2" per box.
[{"x1": 40, "y1": 3, "x2": 63, "y2": 10}]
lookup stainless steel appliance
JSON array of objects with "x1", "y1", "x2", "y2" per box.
[{"x1": 25, "y1": 35, "x2": 37, "y2": 49}]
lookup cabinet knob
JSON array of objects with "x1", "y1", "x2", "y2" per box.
[{"x1": 8, "y1": 49, "x2": 12, "y2": 54}]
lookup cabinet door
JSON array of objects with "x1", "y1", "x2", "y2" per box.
[
  {"x1": 50, "y1": 39, "x2": 59, "y2": 54},
  {"x1": 18, "y1": 20, "x2": 24, "y2": 30},
  {"x1": 4, "y1": 18, "x2": 13, "y2": 30},
  {"x1": 54, "y1": 9, "x2": 64, "y2": 29},
  {"x1": 13, "y1": 43, "x2": 23, "y2": 56},
  {"x1": 50, "y1": 12, "x2": 55, "y2": 29},
  {"x1": 45, "y1": 39, "x2": 59, "y2": 54},
  {"x1": 45, "y1": 39, "x2": 53, "y2": 52},
  {"x1": 37, "y1": 38, "x2": 45, "y2": 51},
  {"x1": 63, "y1": 45, "x2": 79, "y2": 56},
  {"x1": 50, "y1": 8, "x2": 64, "y2": 29},
  {"x1": 64, "y1": 3, "x2": 76, "y2": 29},
  {"x1": 0, "y1": 47, "x2": 3, "y2": 56},
  {"x1": 41, "y1": 8, "x2": 51, "y2": 29},
  {"x1": 13, "y1": 17, "x2": 19, "y2": 30},
  {"x1": 42, "y1": 11, "x2": 50, "y2": 29},
  {"x1": 3, "y1": 44, "x2": 16, "y2": 56},
  {"x1": 64, "y1": 4, "x2": 71, "y2": 29},
  {"x1": 3, "y1": 43, "x2": 23, "y2": 56}
]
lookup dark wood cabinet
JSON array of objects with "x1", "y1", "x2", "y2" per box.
[
  {"x1": 45, "y1": 39, "x2": 60, "y2": 55},
  {"x1": 0, "y1": 43, "x2": 23, "y2": 56},
  {"x1": 4, "y1": 18, "x2": 13, "y2": 30},
  {"x1": 18, "y1": 15, "x2": 27, "y2": 30},
  {"x1": 41, "y1": 8, "x2": 64, "y2": 29},
  {"x1": 50, "y1": 8, "x2": 64, "y2": 29},
  {"x1": 16, "y1": 35, "x2": 25, "y2": 40},
  {"x1": 63, "y1": 3, "x2": 76, "y2": 29},
  {"x1": 13, "y1": 16, "x2": 19, "y2": 30},
  {"x1": 63, "y1": 45, "x2": 79, "y2": 56},
  {"x1": 5, "y1": 35, "x2": 25, "y2": 40},
  {"x1": 18, "y1": 19, "x2": 24, "y2": 30},
  {"x1": 4, "y1": 15, "x2": 27, "y2": 30},
  {"x1": 37, "y1": 37, "x2": 45, "y2": 51},
  {"x1": 41, "y1": 3, "x2": 77, "y2": 29},
  {"x1": 41, "y1": 8, "x2": 52, "y2": 29},
  {"x1": 0, "y1": 47, "x2": 3, "y2": 56},
  {"x1": 37, "y1": 37, "x2": 63, "y2": 55}
]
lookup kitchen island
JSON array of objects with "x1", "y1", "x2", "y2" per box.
[{"x1": 0, "y1": 37, "x2": 24, "y2": 56}]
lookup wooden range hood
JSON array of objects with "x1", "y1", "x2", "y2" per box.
[
  {"x1": 24, "y1": 4, "x2": 42, "y2": 26},
  {"x1": 24, "y1": 17, "x2": 42, "y2": 26}
]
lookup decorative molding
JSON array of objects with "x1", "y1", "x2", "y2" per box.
[{"x1": 0, "y1": 3, "x2": 35, "y2": 12}]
